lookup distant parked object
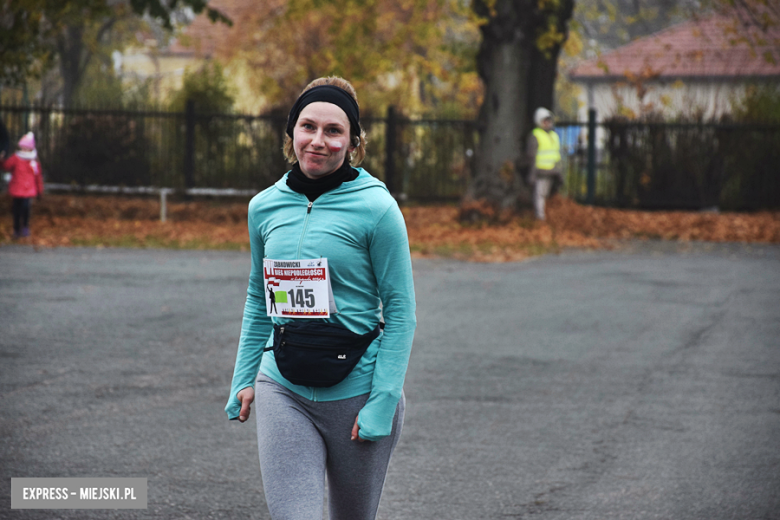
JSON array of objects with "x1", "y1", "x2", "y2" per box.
[
  {"x1": 0, "y1": 117, "x2": 10, "y2": 158},
  {"x1": 569, "y1": 11, "x2": 780, "y2": 121}
]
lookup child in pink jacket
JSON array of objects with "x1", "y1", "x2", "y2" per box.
[{"x1": 1, "y1": 132, "x2": 44, "y2": 238}]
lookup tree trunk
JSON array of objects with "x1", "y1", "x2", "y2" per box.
[
  {"x1": 57, "y1": 17, "x2": 117, "y2": 107},
  {"x1": 57, "y1": 24, "x2": 85, "y2": 107},
  {"x1": 462, "y1": 0, "x2": 574, "y2": 222},
  {"x1": 463, "y1": 37, "x2": 532, "y2": 220}
]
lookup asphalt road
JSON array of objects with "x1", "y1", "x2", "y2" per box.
[{"x1": 1, "y1": 242, "x2": 778, "y2": 519}]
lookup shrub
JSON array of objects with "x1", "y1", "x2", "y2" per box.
[
  {"x1": 48, "y1": 113, "x2": 151, "y2": 186},
  {"x1": 732, "y1": 85, "x2": 780, "y2": 123},
  {"x1": 168, "y1": 62, "x2": 235, "y2": 114}
]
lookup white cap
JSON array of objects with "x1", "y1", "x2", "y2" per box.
[{"x1": 534, "y1": 107, "x2": 554, "y2": 127}]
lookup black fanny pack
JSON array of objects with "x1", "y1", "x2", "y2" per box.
[{"x1": 264, "y1": 321, "x2": 382, "y2": 388}]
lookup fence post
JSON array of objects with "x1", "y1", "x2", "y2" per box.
[
  {"x1": 184, "y1": 99, "x2": 195, "y2": 190},
  {"x1": 384, "y1": 105, "x2": 396, "y2": 195},
  {"x1": 586, "y1": 108, "x2": 597, "y2": 205},
  {"x1": 22, "y1": 84, "x2": 30, "y2": 133},
  {"x1": 160, "y1": 189, "x2": 168, "y2": 222}
]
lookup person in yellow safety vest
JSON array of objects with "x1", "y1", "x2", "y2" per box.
[{"x1": 526, "y1": 107, "x2": 563, "y2": 220}]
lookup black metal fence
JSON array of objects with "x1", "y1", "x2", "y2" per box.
[
  {"x1": 564, "y1": 121, "x2": 780, "y2": 211},
  {"x1": 1, "y1": 103, "x2": 778, "y2": 209},
  {"x1": 0, "y1": 103, "x2": 290, "y2": 192},
  {"x1": 0, "y1": 103, "x2": 474, "y2": 202}
]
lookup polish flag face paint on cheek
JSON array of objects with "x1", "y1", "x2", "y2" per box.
[{"x1": 328, "y1": 142, "x2": 343, "y2": 153}]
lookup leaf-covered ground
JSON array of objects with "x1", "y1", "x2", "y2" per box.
[{"x1": 1, "y1": 194, "x2": 778, "y2": 261}]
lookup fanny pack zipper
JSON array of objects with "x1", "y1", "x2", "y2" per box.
[
  {"x1": 280, "y1": 325, "x2": 359, "y2": 338},
  {"x1": 280, "y1": 340, "x2": 350, "y2": 351}
]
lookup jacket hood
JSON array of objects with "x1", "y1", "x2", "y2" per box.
[{"x1": 534, "y1": 107, "x2": 554, "y2": 127}]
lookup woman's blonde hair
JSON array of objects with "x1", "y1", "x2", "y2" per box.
[{"x1": 283, "y1": 76, "x2": 367, "y2": 166}]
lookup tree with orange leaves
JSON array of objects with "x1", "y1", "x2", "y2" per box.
[{"x1": 202, "y1": 0, "x2": 481, "y2": 116}]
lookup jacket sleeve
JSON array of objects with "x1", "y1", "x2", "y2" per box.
[
  {"x1": 526, "y1": 133, "x2": 539, "y2": 183},
  {"x1": 1, "y1": 156, "x2": 15, "y2": 172},
  {"x1": 224, "y1": 201, "x2": 273, "y2": 420},
  {"x1": 357, "y1": 202, "x2": 417, "y2": 441},
  {"x1": 553, "y1": 135, "x2": 563, "y2": 176}
]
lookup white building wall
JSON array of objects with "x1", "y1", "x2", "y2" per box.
[{"x1": 574, "y1": 80, "x2": 761, "y2": 122}]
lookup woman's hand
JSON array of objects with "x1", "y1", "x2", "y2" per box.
[
  {"x1": 351, "y1": 415, "x2": 366, "y2": 442},
  {"x1": 237, "y1": 387, "x2": 255, "y2": 423}
]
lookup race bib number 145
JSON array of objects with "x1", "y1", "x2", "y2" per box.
[{"x1": 263, "y1": 258, "x2": 336, "y2": 318}]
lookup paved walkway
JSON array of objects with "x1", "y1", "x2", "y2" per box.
[{"x1": 1, "y1": 242, "x2": 778, "y2": 519}]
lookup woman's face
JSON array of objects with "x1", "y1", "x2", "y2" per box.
[{"x1": 293, "y1": 102, "x2": 354, "y2": 179}]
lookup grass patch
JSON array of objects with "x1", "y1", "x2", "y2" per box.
[
  {"x1": 68, "y1": 235, "x2": 149, "y2": 249},
  {"x1": 67, "y1": 235, "x2": 247, "y2": 251},
  {"x1": 524, "y1": 241, "x2": 560, "y2": 256}
]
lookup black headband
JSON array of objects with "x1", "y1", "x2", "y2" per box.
[{"x1": 286, "y1": 85, "x2": 361, "y2": 139}]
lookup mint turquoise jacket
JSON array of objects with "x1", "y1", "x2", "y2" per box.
[{"x1": 225, "y1": 168, "x2": 417, "y2": 441}]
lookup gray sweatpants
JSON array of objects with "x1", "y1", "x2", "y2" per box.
[
  {"x1": 254, "y1": 373, "x2": 405, "y2": 520},
  {"x1": 534, "y1": 177, "x2": 553, "y2": 220}
]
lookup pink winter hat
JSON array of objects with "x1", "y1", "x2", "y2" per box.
[{"x1": 18, "y1": 132, "x2": 35, "y2": 149}]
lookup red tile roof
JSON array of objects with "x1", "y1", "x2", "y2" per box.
[
  {"x1": 570, "y1": 12, "x2": 780, "y2": 80},
  {"x1": 165, "y1": 0, "x2": 258, "y2": 57}
]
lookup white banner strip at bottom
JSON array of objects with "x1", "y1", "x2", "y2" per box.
[{"x1": 11, "y1": 478, "x2": 147, "y2": 509}]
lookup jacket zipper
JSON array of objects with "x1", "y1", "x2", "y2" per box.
[
  {"x1": 291, "y1": 202, "x2": 318, "y2": 401},
  {"x1": 296, "y1": 201, "x2": 313, "y2": 259}
]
